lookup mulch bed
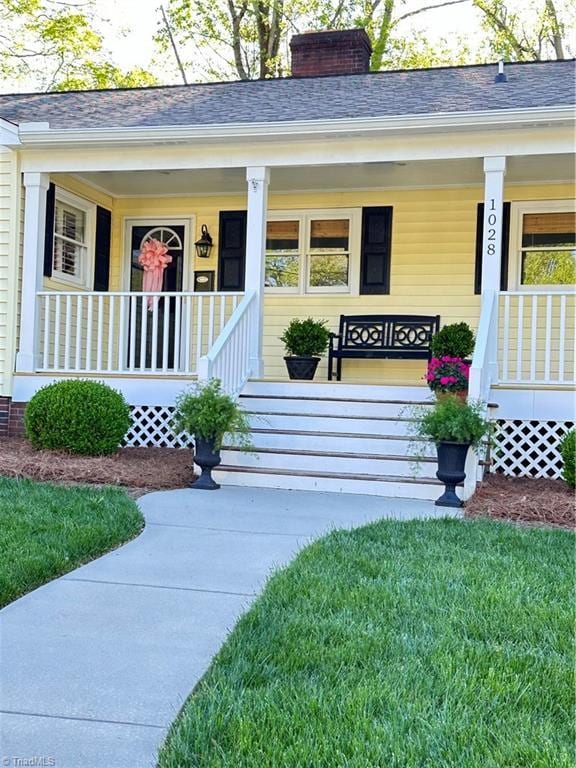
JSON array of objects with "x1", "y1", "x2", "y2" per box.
[
  {"x1": 0, "y1": 438, "x2": 192, "y2": 491},
  {"x1": 466, "y1": 472, "x2": 574, "y2": 529}
]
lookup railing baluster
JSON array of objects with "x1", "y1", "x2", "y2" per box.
[
  {"x1": 85, "y1": 294, "x2": 93, "y2": 371},
  {"x1": 75, "y1": 295, "x2": 82, "y2": 370},
  {"x1": 196, "y1": 295, "x2": 204, "y2": 371},
  {"x1": 558, "y1": 294, "x2": 566, "y2": 383},
  {"x1": 502, "y1": 293, "x2": 510, "y2": 382},
  {"x1": 129, "y1": 295, "x2": 137, "y2": 371},
  {"x1": 54, "y1": 294, "x2": 61, "y2": 371},
  {"x1": 219, "y1": 295, "x2": 226, "y2": 335},
  {"x1": 42, "y1": 295, "x2": 50, "y2": 371},
  {"x1": 208, "y1": 295, "x2": 215, "y2": 348},
  {"x1": 515, "y1": 295, "x2": 524, "y2": 382},
  {"x1": 118, "y1": 296, "x2": 126, "y2": 372},
  {"x1": 530, "y1": 295, "x2": 538, "y2": 382},
  {"x1": 150, "y1": 296, "x2": 159, "y2": 374},
  {"x1": 64, "y1": 295, "x2": 72, "y2": 371},
  {"x1": 162, "y1": 296, "x2": 170, "y2": 372},
  {"x1": 184, "y1": 295, "x2": 192, "y2": 373},
  {"x1": 174, "y1": 295, "x2": 182, "y2": 372},
  {"x1": 544, "y1": 294, "x2": 552, "y2": 382},
  {"x1": 139, "y1": 295, "x2": 148, "y2": 372},
  {"x1": 107, "y1": 295, "x2": 115, "y2": 373},
  {"x1": 96, "y1": 294, "x2": 104, "y2": 371}
]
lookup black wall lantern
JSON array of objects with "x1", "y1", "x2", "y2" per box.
[{"x1": 194, "y1": 225, "x2": 213, "y2": 259}]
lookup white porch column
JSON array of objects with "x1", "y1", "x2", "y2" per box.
[
  {"x1": 16, "y1": 172, "x2": 50, "y2": 372},
  {"x1": 482, "y1": 156, "x2": 506, "y2": 384},
  {"x1": 245, "y1": 166, "x2": 270, "y2": 379},
  {"x1": 481, "y1": 156, "x2": 506, "y2": 291}
]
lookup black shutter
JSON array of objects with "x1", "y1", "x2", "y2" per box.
[
  {"x1": 43, "y1": 182, "x2": 56, "y2": 277},
  {"x1": 218, "y1": 210, "x2": 247, "y2": 291},
  {"x1": 474, "y1": 201, "x2": 511, "y2": 294},
  {"x1": 93, "y1": 206, "x2": 112, "y2": 291},
  {"x1": 360, "y1": 206, "x2": 393, "y2": 295}
]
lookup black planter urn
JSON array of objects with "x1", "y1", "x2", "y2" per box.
[
  {"x1": 192, "y1": 437, "x2": 221, "y2": 490},
  {"x1": 284, "y1": 356, "x2": 320, "y2": 380},
  {"x1": 435, "y1": 441, "x2": 470, "y2": 507}
]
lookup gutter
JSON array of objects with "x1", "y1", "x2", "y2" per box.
[{"x1": 9, "y1": 105, "x2": 575, "y2": 148}]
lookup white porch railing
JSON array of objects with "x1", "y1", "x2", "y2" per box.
[
  {"x1": 499, "y1": 291, "x2": 575, "y2": 386},
  {"x1": 36, "y1": 291, "x2": 243, "y2": 376},
  {"x1": 469, "y1": 289, "x2": 498, "y2": 402},
  {"x1": 197, "y1": 290, "x2": 257, "y2": 395},
  {"x1": 465, "y1": 289, "x2": 498, "y2": 500}
]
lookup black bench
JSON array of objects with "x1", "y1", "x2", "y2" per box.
[{"x1": 328, "y1": 314, "x2": 440, "y2": 381}]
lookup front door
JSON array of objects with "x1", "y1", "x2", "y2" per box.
[{"x1": 128, "y1": 222, "x2": 187, "y2": 370}]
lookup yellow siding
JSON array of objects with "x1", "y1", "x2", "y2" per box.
[
  {"x1": 0, "y1": 148, "x2": 20, "y2": 396},
  {"x1": 113, "y1": 182, "x2": 575, "y2": 384}
]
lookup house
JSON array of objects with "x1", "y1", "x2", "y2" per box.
[{"x1": 0, "y1": 30, "x2": 574, "y2": 499}]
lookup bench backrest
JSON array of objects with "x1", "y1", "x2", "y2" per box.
[{"x1": 338, "y1": 314, "x2": 440, "y2": 355}]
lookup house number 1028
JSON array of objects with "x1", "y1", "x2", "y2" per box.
[{"x1": 486, "y1": 198, "x2": 499, "y2": 256}]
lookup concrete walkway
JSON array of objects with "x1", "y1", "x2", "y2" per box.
[{"x1": 0, "y1": 487, "x2": 457, "y2": 768}]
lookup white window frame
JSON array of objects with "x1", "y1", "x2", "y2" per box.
[
  {"x1": 265, "y1": 208, "x2": 361, "y2": 295},
  {"x1": 509, "y1": 199, "x2": 576, "y2": 292},
  {"x1": 51, "y1": 187, "x2": 96, "y2": 289}
]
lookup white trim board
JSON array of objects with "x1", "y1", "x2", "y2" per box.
[
  {"x1": 490, "y1": 387, "x2": 575, "y2": 420},
  {"x1": 13, "y1": 375, "x2": 195, "y2": 406}
]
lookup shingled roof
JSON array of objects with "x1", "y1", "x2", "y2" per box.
[{"x1": 0, "y1": 60, "x2": 574, "y2": 131}]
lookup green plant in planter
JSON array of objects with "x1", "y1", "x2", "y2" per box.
[
  {"x1": 408, "y1": 396, "x2": 494, "y2": 507},
  {"x1": 172, "y1": 379, "x2": 253, "y2": 490},
  {"x1": 281, "y1": 317, "x2": 331, "y2": 357},
  {"x1": 431, "y1": 322, "x2": 475, "y2": 360},
  {"x1": 280, "y1": 317, "x2": 331, "y2": 380},
  {"x1": 412, "y1": 396, "x2": 493, "y2": 448},
  {"x1": 559, "y1": 429, "x2": 575, "y2": 488},
  {"x1": 172, "y1": 379, "x2": 252, "y2": 452}
]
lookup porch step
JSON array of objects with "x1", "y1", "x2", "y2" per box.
[
  {"x1": 216, "y1": 466, "x2": 442, "y2": 500},
  {"x1": 245, "y1": 429, "x2": 435, "y2": 457},
  {"x1": 212, "y1": 381, "x2": 448, "y2": 500}
]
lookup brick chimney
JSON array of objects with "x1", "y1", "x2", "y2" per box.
[{"x1": 290, "y1": 29, "x2": 372, "y2": 78}]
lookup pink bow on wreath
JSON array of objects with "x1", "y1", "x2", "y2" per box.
[{"x1": 138, "y1": 238, "x2": 172, "y2": 309}]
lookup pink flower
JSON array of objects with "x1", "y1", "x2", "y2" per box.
[{"x1": 440, "y1": 376, "x2": 451, "y2": 385}]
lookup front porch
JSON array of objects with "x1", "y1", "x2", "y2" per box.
[{"x1": 13, "y1": 154, "x2": 575, "y2": 392}]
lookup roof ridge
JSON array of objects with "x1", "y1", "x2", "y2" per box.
[{"x1": 0, "y1": 57, "x2": 574, "y2": 100}]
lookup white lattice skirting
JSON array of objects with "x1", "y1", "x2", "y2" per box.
[
  {"x1": 491, "y1": 419, "x2": 574, "y2": 479},
  {"x1": 124, "y1": 405, "x2": 190, "y2": 448}
]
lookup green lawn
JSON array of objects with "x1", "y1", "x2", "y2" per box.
[
  {"x1": 0, "y1": 477, "x2": 143, "y2": 607},
  {"x1": 159, "y1": 518, "x2": 573, "y2": 768}
]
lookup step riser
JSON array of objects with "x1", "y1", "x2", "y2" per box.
[
  {"x1": 239, "y1": 432, "x2": 435, "y2": 457},
  {"x1": 240, "y1": 397, "x2": 427, "y2": 419},
  {"x1": 220, "y1": 450, "x2": 437, "y2": 479},
  {"x1": 244, "y1": 381, "x2": 431, "y2": 400},
  {"x1": 215, "y1": 470, "x2": 441, "y2": 500},
  {"x1": 248, "y1": 413, "x2": 414, "y2": 436}
]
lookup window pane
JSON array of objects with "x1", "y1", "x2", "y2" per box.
[
  {"x1": 55, "y1": 203, "x2": 86, "y2": 244},
  {"x1": 521, "y1": 212, "x2": 575, "y2": 249},
  {"x1": 53, "y1": 236, "x2": 80, "y2": 276},
  {"x1": 521, "y1": 249, "x2": 576, "y2": 285},
  {"x1": 309, "y1": 253, "x2": 349, "y2": 287},
  {"x1": 265, "y1": 254, "x2": 299, "y2": 288},
  {"x1": 310, "y1": 219, "x2": 349, "y2": 251},
  {"x1": 266, "y1": 220, "x2": 299, "y2": 251}
]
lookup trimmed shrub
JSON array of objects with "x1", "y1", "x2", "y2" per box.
[
  {"x1": 431, "y1": 322, "x2": 475, "y2": 359},
  {"x1": 24, "y1": 380, "x2": 131, "y2": 455},
  {"x1": 560, "y1": 429, "x2": 575, "y2": 488},
  {"x1": 280, "y1": 317, "x2": 331, "y2": 357}
]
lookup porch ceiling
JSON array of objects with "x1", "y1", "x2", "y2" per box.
[{"x1": 74, "y1": 154, "x2": 574, "y2": 197}]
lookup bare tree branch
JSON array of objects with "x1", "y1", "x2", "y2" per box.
[{"x1": 396, "y1": 0, "x2": 469, "y2": 24}]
